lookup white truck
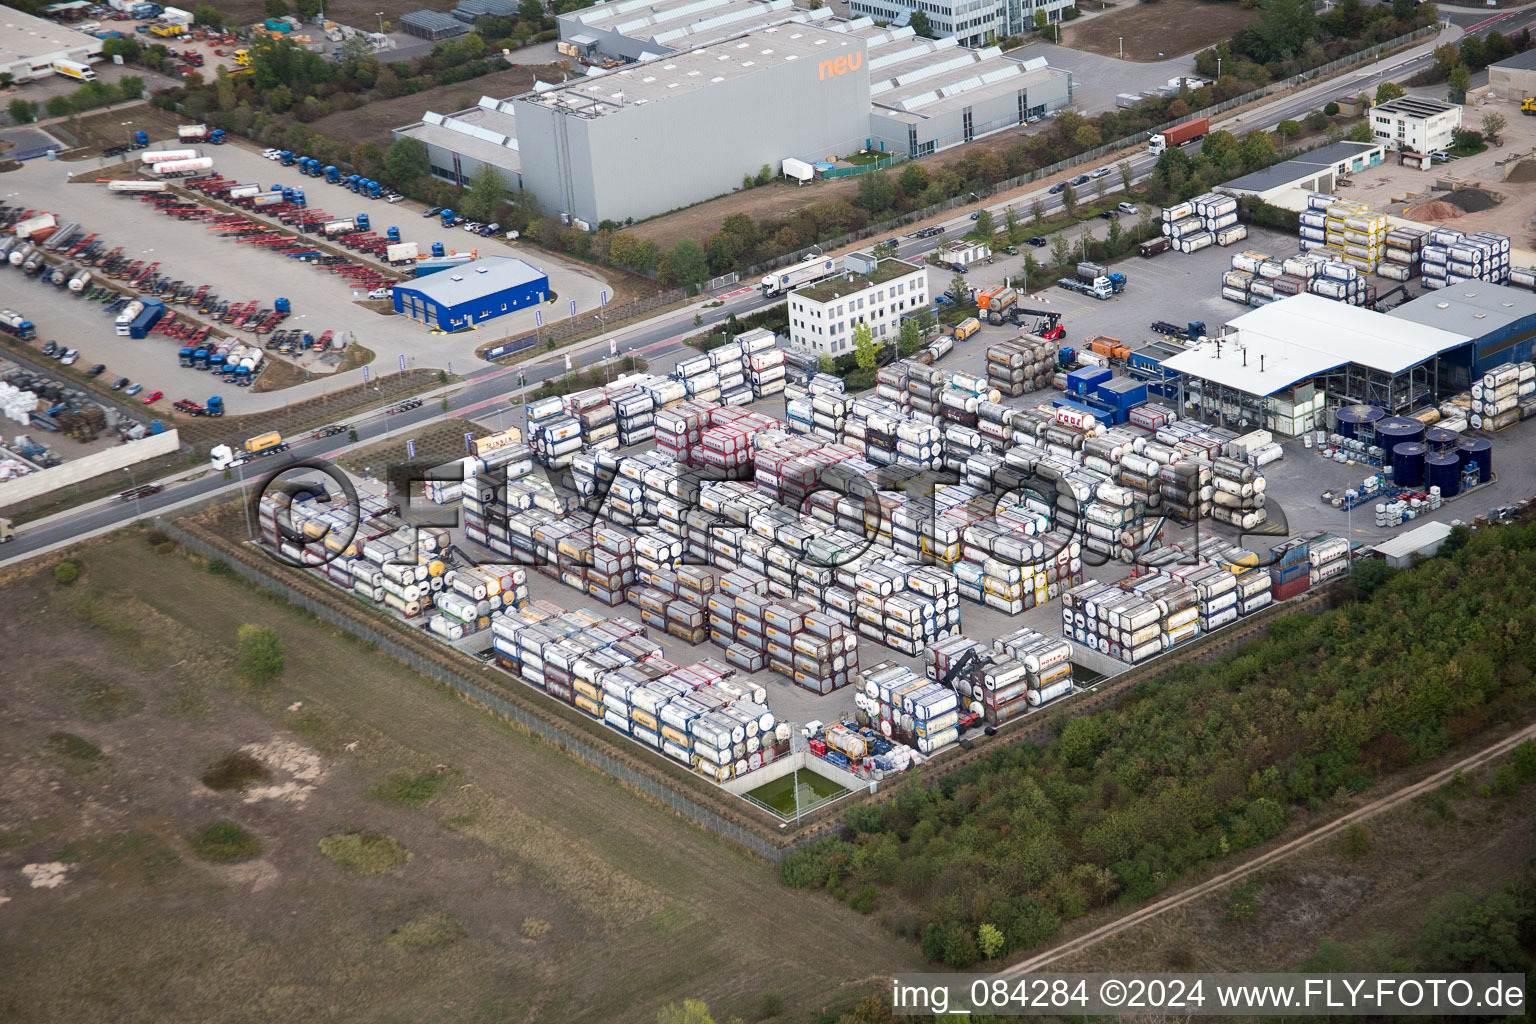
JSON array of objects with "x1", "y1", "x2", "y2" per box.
[{"x1": 760, "y1": 256, "x2": 840, "y2": 297}]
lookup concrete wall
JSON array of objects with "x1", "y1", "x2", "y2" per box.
[
  {"x1": 0, "y1": 429, "x2": 180, "y2": 510},
  {"x1": 517, "y1": 42, "x2": 871, "y2": 224},
  {"x1": 1489, "y1": 65, "x2": 1536, "y2": 102}
]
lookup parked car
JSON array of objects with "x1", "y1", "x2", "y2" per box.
[
  {"x1": 1430, "y1": 151, "x2": 1450, "y2": 163},
  {"x1": 1027, "y1": 236, "x2": 1047, "y2": 247},
  {"x1": 1090, "y1": 166, "x2": 1113, "y2": 179},
  {"x1": 59, "y1": 348, "x2": 79, "y2": 365},
  {"x1": 141, "y1": 389, "x2": 163, "y2": 404},
  {"x1": 934, "y1": 294, "x2": 954, "y2": 305},
  {"x1": 1048, "y1": 183, "x2": 1066, "y2": 195},
  {"x1": 1099, "y1": 210, "x2": 1119, "y2": 220},
  {"x1": 111, "y1": 376, "x2": 130, "y2": 390},
  {"x1": 1002, "y1": 245, "x2": 1019, "y2": 255},
  {"x1": 125, "y1": 382, "x2": 143, "y2": 396},
  {"x1": 262, "y1": 148, "x2": 280, "y2": 159},
  {"x1": 950, "y1": 262, "x2": 968, "y2": 273},
  {"x1": 41, "y1": 340, "x2": 58, "y2": 357},
  {"x1": 1117, "y1": 202, "x2": 1139, "y2": 215},
  {"x1": 88, "y1": 363, "x2": 106, "y2": 376},
  {"x1": 367, "y1": 286, "x2": 393, "y2": 300},
  {"x1": 424, "y1": 206, "x2": 443, "y2": 218},
  {"x1": 385, "y1": 193, "x2": 404, "y2": 203}
]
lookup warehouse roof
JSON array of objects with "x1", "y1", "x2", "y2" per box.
[
  {"x1": 1161, "y1": 294, "x2": 1472, "y2": 394},
  {"x1": 402, "y1": 9, "x2": 467, "y2": 31},
  {"x1": 867, "y1": 33, "x2": 1064, "y2": 121},
  {"x1": 1490, "y1": 47, "x2": 1536, "y2": 72},
  {"x1": 1218, "y1": 141, "x2": 1383, "y2": 196},
  {"x1": 1371, "y1": 520, "x2": 1453, "y2": 561},
  {"x1": 521, "y1": 26, "x2": 861, "y2": 114},
  {"x1": 0, "y1": 8, "x2": 100, "y2": 64},
  {"x1": 1387, "y1": 282, "x2": 1536, "y2": 338},
  {"x1": 397, "y1": 256, "x2": 547, "y2": 305},
  {"x1": 395, "y1": 97, "x2": 521, "y2": 171}
]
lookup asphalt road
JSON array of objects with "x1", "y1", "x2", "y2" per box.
[{"x1": 5, "y1": 9, "x2": 1531, "y2": 563}]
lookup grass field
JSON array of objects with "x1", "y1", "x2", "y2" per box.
[
  {"x1": 1059, "y1": 0, "x2": 1259, "y2": 61},
  {"x1": 306, "y1": 65, "x2": 576, "y2": 149},
  {"x1": 0, "y1": 533, "x2": 920, "y2": 1024}
]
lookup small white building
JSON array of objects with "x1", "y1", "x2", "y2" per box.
[
  {"x1": 939, "y1": 238, "x2": 991, "y2": 267},
  {"x1": 1370, "y1": 96, "x2": 1462, "y2": 156},
  {"x1": 787, "y1": 255, "x2": 928, "y2": 356}
]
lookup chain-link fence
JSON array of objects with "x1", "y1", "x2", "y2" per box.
[
  {"x1": 482, "y1": 287, "x2": 688, "y2": 359},
  {"x1": 158, "y1": 519, "x2": 792, "y2": 861}
]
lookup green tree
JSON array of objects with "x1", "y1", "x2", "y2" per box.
[
  {"x1": 1050, "y1": 234, "x2": 1071, "y2": 270},
  {"x1": 1031, "y1": 198, "x2": 1044, "y2": 226},
  {"x1": 1118, "y1": 160, "x2": 1134, "y2": 190},
  {"x1": 656, "y1": 1000, "x2": 717, "y2": 1024},
  {"x1": 1431, "y1": 43, "x2": 1462, "y2": 78},
  {"x1": 1482, "y1": 112, "x2": 1507, "y2": 145},
  {"x1": 1347, "y1": 122, "x2": 1373, "y2": 143},
  {"x1": 295, "y1": 0, "x2": 322, "y2": 18},
  {"x1": 383, "y1": 136, "x2": 430, "y2": 189},
  {"x1": 1258, "y1": 0, "x2": 1315, "y2": 63},
  {"x1": 518, "y1": 0, "x2": 545, "y2": 21},
  {"x1": 1277, "y1": 119, "x2": 1302, "y2": 139},
  {"x1": 1304, "y1": 109, "x2": 1330, "y2": 132},
  {"x1": 1448, "y1": 65, "x2": 1471, "y2": 104},
  {"x1": 897, "y1": 161, "x2": 929, "y2": 196},
  {"x1": 1375, "y1": 81, "x2": 1405, "y2": 104},
  {"x1": 7, "y1": 98, "x2": 37, "y2": 124},
  {"x1": 46, "y1": 95, "x2": 74, "y2": 118},
  {"x1": 101, "y1": 35, "x2": 142, "y2": 61},
  {"x1": 1239, "y1": 131, "x2": 1276, "y2": 172},
  {"x1": 1073, "y1": 124, "x2": 1100, "y2": 150},
  {"x1": 1003, "y1": 205, "x2": 1020, "y2": 243},
  {"x1": 1033, "y1": 9, "x2": 1048, "y2": 34},
  {"x1": 1420, "y1": 892, "x2": 1527, "y2": 972},
  {"x1": 462, "y1": 163, "x2": 510, "y2": 222},
  {"x1": 265, "y1": 0, "x2": 289, "y2": 16},
  {"x1": 756, "y1": 163, "x2": 772, "y2": 186},
  {"x1": 1059, "y1": 181, "x2": 1076, "y2": 217},
  {"x1": 1391, "y1": 0, "x2": 1414, "y2": 20},
  {"x1": 53, "y1": 561, "x2": 79, "y2": 585},
  {"x1": 978, "y1": 923, "x2": 1006, "y2": 959},
  {"x1": 855, "y1": 170, "x2": 897, "y2": 214},
  {"x1": 1460, "y1": 35, "x2": 1487, "y2": 72},
  {"x1": 853, "y1": 321, "x2": 878, "y2": 370},
  {"x1": 970, "y1": 208, "x2": 995, "y2": 242},
  {"x1": 1485, "y1": 30, "x2": 1515, "y2": 65},
  {"x1": 662, "y1": 238, "x2": 708, "y2": 287},
  {"x1": 897, "y1": 316, "x2": 922, "y2": 356},
  {"x1": 911, "y1": 9, "x2": 933, "y2": 36},
  {"x1": 949, "y1": 269, "x2": 970, "y2": 304},
  {"x1": 236, "y1": 624, "x2": 285, "y2": 682},
  {"x1": 1340, "y1": 822, "x2": 1373, "y2": 859},
  {"x1": 192, "y1": 3, "x2": 224, "y2": 26}
]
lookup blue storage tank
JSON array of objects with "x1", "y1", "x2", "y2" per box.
[
  {"x1": 1427, "y1": 452, "x2": 1462, "y2": 497},
  {"x1": 1424, "y1": 426, "x2": 1461, "y2": 452},
  {"x1": 1336, "y1": 404, "x2": 1383, "y2": 438},
  {"x1": 1456, "y1": 437, "x2": 1492, "y2": 484},
  {"x1": 1391, "y1": 442, "x2": 1427, "y2": 488},
  {"x1": 1374, "y1": 416, "x2": 1424, "y2": 453},
  {"x1": 1067, "y1": 366, "x2": 1112, "y2": 396}
]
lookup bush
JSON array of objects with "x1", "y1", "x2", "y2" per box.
[
  {"x1": 1323, "y1": 101, "x2": 1340, "y2": 116},
  {"x1": 318, "y1": 830, "x2": 411, "y2": 875},
  {"x1": 190, "y1": 821, "x2": 263, "y2": 862},
  {"x1": 53, "y1": 561, "x2": 79, "y2": 585}
]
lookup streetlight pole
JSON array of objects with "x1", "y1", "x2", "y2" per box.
[
  {"x1": 1119, "y1": 37, "x2": 1123, "y2": 60},
  {"x1": 237, "y1": 461, "x2": 253, "y2": 540},
  {"x1": 376, "y1": 10, "x2": 384, "y2": 35}
]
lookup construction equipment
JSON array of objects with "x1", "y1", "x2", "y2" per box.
[{"x1": 1523, "y1": 98, "x2": 1536, "y2": 116}]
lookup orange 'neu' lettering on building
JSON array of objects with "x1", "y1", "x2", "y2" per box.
[{"x1": 818, "y1": 51, "x2": 862, "y2": 80}]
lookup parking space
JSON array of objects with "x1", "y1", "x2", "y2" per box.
[{"x1": 0, "y1": 141, "x2": 611, "y2": 411}]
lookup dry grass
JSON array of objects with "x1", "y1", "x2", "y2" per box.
[
  {"x1": 318, "y1": 830, "x2": 412, "y2": 875},
  {"x1": 1059, "y1": 0, "x2": 1260, "y2": 61},
  {"x1": 0, "y1": 532, "x2": 923, "y2": 1024}
]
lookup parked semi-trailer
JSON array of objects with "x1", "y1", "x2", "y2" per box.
[
  {"x1": 1148, "y1": 117, "x2": 1208, "y2": 156},
  {"x1": 139, "y1": 148, "x2": 199, "y2": 164},
  {"x1": 177, "y1": 123, "x2": 226, "y2": 144},
  {"x1": 761, "y1": 257, "x2": 840, "y2": 297},
  {"x1": 385, "y1": 241, "x2": 418, "y2": 265},
  {"x1": 106, "y1": 179, "x2": 168, "y2": 192},
  {"x1": 155, "y1": 157, "x2": 214, "y2": 177}
]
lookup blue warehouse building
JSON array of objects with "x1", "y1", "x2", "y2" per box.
[
  {"x1": 393, "y1": 256, "x2": 548, "y2": 331},
  {"x1": 1388, "y1": 283, "x2": 1536, "y2": 385}
]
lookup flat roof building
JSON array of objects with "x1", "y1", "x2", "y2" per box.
[
  {"x1": 1157, "y1": 294, "x2": 1472, "y2": 433},
  {"x1": 393, "y1": 255, "x2": 549, "y2": 330},
  {"x1": 1387, "y1": 281, "x2": 1536, "y2": 381},
  {"x1": 515, "y1": 26, "x2": 870, "y2": 225},
  {"x1": 395, "y1": 96, "x2": 523, "y2": 189},
  {"x1": 0, "y1": 8, "x2": 101, "y2": 83},
  {"x1": 788, "y1": 256, "x2": 927, "y2": 355},
  {"x1": 1217, "y1": 141, "x2": 1386, "y2": 204},
  {"x1": 1488, "y1": 48, "x2": 1536, "y2": 101},
  {"x1": 848, "y1": 0, "x2": 1075, "y2": 47},
  {"x1": 559, "y1": 0, "x2": 816, "y2": 60},
  {"x1": 401, "y1": 9, "x2": 469, "y2": 39},
  {"x1": 1369, "y1": 96, "x2": 1460, "y2": 156}
]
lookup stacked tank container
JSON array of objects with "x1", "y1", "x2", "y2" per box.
[
  {"x1": 856, "y1": 662, "x2": 961, "y2": 753},
  {"x1": 1381, "y1": 225, "x2": 1426, "y2": 281},
  {"x1": 986, "y1": 336, "x2": 1058, "y2": 397},
  {"x1": 1421, "y1": 227, "x2": 1512, "y2": 289},
  {"x1": 1469, "y1": 361, "x2": 1534, "y2": 432}
]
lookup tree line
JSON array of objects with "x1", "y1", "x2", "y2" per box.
[{"x1": 778, "y1": 521, "x2": 1536, "y2": 968}]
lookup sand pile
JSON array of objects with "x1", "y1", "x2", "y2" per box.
[
  {"x1": 1507, "y1": 159, "x2": 1536, "y2": 183},
  {"x1": 1403, "y1": 200, "x2": 1463, "y2": 222}
]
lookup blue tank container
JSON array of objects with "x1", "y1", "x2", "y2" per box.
[
  {"x1": 1424, "y1": 426, "x2": 1461, "y2": 452},
  {"x1": 1427, "y1": 451, "x2": 1462, "y2": 497},
  {"x1": 1391, "y1": 442, "x2": 1427, "y2": 488},
  {"x1": 1374, "y1": 416, "x2": 1424, "y2": 453},
  {"x1": 1336, "y1": 404, "x2": 1383, "y2": 438},
  {"x1": 1455, "y1": 437, "x2": 1492, "y2": 484}
]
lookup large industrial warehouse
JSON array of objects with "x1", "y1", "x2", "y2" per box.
[
  {"x1": 392, "y1": 255, "x2": 549, "y2": 330},
  {"x1": 395, "y1": 0, "x2": 1072, "y2": 222},
  {"x1": 0, "y1": 8, "x2": 101, "y2": 83},
  {"x1": 515, "y1": 26, "x2": 870, "y2": 225}
]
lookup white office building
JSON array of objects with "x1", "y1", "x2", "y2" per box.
[
  {"x1": 1370, "y1": 96, "x2": 1461, "y2": 156},
  {"x1": 787, "y1": 253, "x2": 927, "y2": 355},
  {"x1": 847, "y1": 0, "x2": 1074, "y2": 47}
]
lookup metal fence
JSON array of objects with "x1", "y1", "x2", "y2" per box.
[
  {"x1": 820, "y1": 153, "x2": 909, "y2": 179},
  {"x1": 483, "y1": 286, "x2": 687, "y2": 359},
  {"x1": 158, "y1": 520, "x2": 791, "y2": 863}
]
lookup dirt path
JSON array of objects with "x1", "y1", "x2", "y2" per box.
[
  {"x1": 1059, "y1": 0, "x2": 1260, "y2": 61},
  {"x1": 997, "y1": 720, "x2": 1536, "y2": 977}
]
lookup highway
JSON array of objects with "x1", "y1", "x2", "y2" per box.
[{"x1": 6, "y1": 7, "x2": 1534, "y2": 564}]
